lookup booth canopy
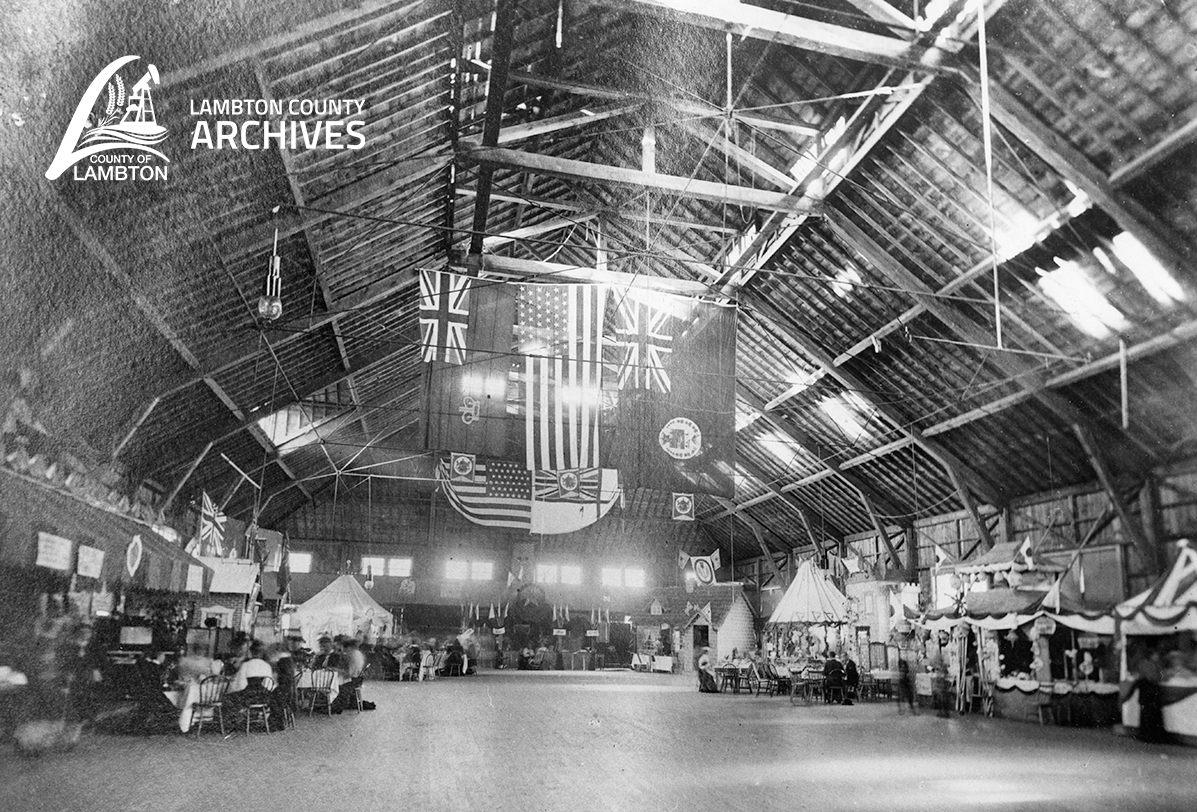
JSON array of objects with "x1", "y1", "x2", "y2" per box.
[
  {"x1": 293, "y1": 574, "x2": 395, "y2": 644},
  {"x1": 1115, "y1": 539, "x2": 1197, "y2": 635},
  {"x1": 767, "y1": 559, "x2": 847, "y2": 625}
]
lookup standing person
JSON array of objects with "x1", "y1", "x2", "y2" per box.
[
  {"x1": 897, "y1": 657, "x2": 917, "y2": 714},
  {"x1": 1135, "y1": 648, "x2": 1170, "y2": 743},
  {"x1": 697, "y1": 647, "x2": 720, "y2": 693},
  {"x1": 823, "y1": 651, "x2": 846, "y2": 703}
]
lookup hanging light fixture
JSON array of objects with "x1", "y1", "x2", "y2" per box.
[{"x1": 257, "y1": 206, "x2": 283, "y2": 321}]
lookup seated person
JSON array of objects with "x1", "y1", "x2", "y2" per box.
[
  {"x1": 177, "y1": 642, "x2": 222, "y2": 685},
  {"x1": 823, "y1": 651, "x2": 846, "y2": 702},
  {"x1": 442, "y1": 640, "x2": 465, "y2": 676},
  {"x1": 268, "y1": 643, "x2": 297, "y2": 717},
  {"x1": 126, "y1": 650, "x2": 180, "y2": 734},
  {"x1": 518, "y1": 646, "x2": 534, "y2": 670},
  {"x1": 223, "y1": 641, "x2": 277, "y2": 720},
  {"x1": 330, "y1": 639, "x2": 366, "y2": 713},
  {"x1": 844, "y1": 655, "x2": 860, "y2": 698},
  {"x1": 309, "y1": 636, "x2": 343, "y2": 671}
]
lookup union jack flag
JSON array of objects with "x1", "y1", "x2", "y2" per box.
[
  {"x1": 535, "y1": 468, "x2": 600, "y2": 503},
  {"x1": 612, "y1": 297, "x2": 673, "y2": 392},
  {"x1": 199, "y1": 491, "x2": 226, "y2": 556},
  {"x1": 419, "y1": 270, "x2": 471, "y2": 365}
]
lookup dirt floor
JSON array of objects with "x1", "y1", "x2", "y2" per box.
[{"x1": 2, "y1": 669, "x2": 1195, "y2": 812}]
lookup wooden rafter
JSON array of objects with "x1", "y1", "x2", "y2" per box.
[
  {"x1": 468, "y1": 0, "x2": 519, "y2": 258},
  {"x1": 459, "y1": 146, "x2": 822, "y2": 213}
]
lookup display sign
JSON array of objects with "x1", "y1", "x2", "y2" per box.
[
  {"x1": 1034, "y1": 616, "x2": 1057, "y2": 636},
  {"x1": 77, "y1": 544, "x2": 105, "y2": 578},
  {"x1": 552, "y1": 628, "x2": 567, "y2": 636},
  {"x1": 493, "y1": 628, "x2": 505, "y2": 636},
  {"x1": 1078, "y1": 635, "x2": 1100, "y2": 650},
  {"x1": 186, "y1": 564, "x2": 204, "y2": 593},
  {"x1": 36, "y1": 532, "x2": 73, "y2": 571},
  {"x1": 585, "y1": 629, "x2": 599, "y2": 637}
]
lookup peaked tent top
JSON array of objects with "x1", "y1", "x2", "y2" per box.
[
  {"x1": 1115, "y1": 540, "x2": 1197, "y2": 634},
  {"x1": 767, "y1": 559, "x2": 847, "y2": 625}
]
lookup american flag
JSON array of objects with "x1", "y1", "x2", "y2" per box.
[
  {"x1": 517, "y1": 283, "x2": 606, "y2": 471},
  {"x1": 199, "y1": 491, "x2": 226, "y2": 556},
  {"x1": 612, "y1": 296, "x2": 673, "y2": 392},
  {"x1": 438, "y1": 457, "x2": 620, "y2": 534},
  {"x1": 419, "y1": 270, "x2": 471, "y2": 365},
  {"x1": 438, "y1": 458, "x2": 536, "y2": 530}
]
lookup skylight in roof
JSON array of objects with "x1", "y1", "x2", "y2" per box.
[
  {"x1": 820, "y1": 394, "x2": 872, "y2": 441},
  {"x1": 1110, "y1": 232, "x2": 1185, "y2": 307},
  {"x1": 830, "y1": 265, "x2": 862, "y2": 299},
  {"x1": 1038, "y1": 258, "x2": 1128, "y2": 340},
  {"x1": 257, "y1": 403, "x2": 337, "y2": 451},
  {"x1": 759, "y1": 430, "x2": 797, "y2": 467}
]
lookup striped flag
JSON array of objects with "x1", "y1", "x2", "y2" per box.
[
  {"x1": 517, "y1": 283, "x2": 606, "y2": 471},
  {"x1": 419, "y1": 270, "x2": 471, "y2": 365},
  {"x1": 613, "y1": 295, "x2": 674, "y2": 391},
  {"x1": 436, "y1": 457, "x2": 620, "y2": 534},
  {"x1": 199, "y1": 491, "x2": 226, "y2": 556}
]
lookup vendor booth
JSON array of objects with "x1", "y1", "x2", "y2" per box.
[
  {"x1": 293, "y1": 574, "x2": 395, "y2": 646},
  {"x1": 1115, "y1": 539, "x2": 1197, "y2": 744},
  {"x1": 919, "y1": 539, "x2": 1118, "y2": 722}
]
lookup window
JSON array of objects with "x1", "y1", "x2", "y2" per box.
[
  {"x1": 446, "y1": 559, "x2": 492, "y2": 581},
  {"x1": 601, "y1": 566, "x2": 645, "y2": 587},
  {"x1": 289, "y1": 552, "x2": 312, "y2": 574},
  {"x1": 536, "y1": 563, "x2": 559, "y2": 584},
  {"x1": 560, "y1": 565, "x2": 582, "y2": 585},
  {"x1": 361, "y1": 556, "x2": 412, "y2": 577}
]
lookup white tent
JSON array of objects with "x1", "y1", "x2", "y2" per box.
[
  {"x1": 1115, "y1": 539, "x2": 1197, "y2": 635},
  {"x1": 767, "y1": 559, "x2": 848, "y2": 625},
  {"x1": 293, "y1": 575, "x2": 395, "y2": 645}
]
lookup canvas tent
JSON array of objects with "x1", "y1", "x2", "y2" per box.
[
  {"x1": 293, "y1": 574, "x2": 395, "y2": 645},
  {"x1": 1115, "y1": 539, "x2": 1197, "y2": 635},
  {"x1": 767, "y1": 559, "x2": 847, "y2": 625}
]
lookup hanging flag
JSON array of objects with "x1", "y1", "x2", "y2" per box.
[
  {"x1": 677, "y1": 549, "x2": 690, "y2": 570},
  {"x1": 424, "y1": 279, "x2": 516, "y2": 457},
  {"x1": 450, "y1": 452, "x2": 476, "y2": 482},
  {"x1": 507, "y1": 570, "x2": 516, "y2": 587},
  {"x1": 565, "y1": 604, "x2": 570, "y2": 622},
  {"x1": 275, "y1": 533, "x2": 291, "y2": 598},
  {"x1": 419, "y1": 270, "x2": 471, "y2": 365},
  {"x1": 1017, "y1": 536, "x2": 1035, "y2": 569},
  {"x1": 604, "y1": 291, "x2": 737, "y2": 497},
  {"x1": 518, "y1": 283, "x2": 607, "y2": 471},
  {"x1": 605, "y1": 607, "x2": 610, "y2": 624},
  {"x1": 437, "y1": 456, "x2": 620, "y2": 534},
  {"x1": 934, "y1": 544, "x2": 956, "y2": 570},
  {"x1": 672, "y1": 492, "x2": 695, "y2": 521},
  {"x1": 710, "y1": 549, "x2": 721, "y2": 570},
  {"x1": 612, "y1": 296, "x2": 674, "y2": 391},
  {"x1": 199, "y1": 491, "x2": 226, "y2": 556},
  {"x1": 843, "y1": 554, "x2": 862, "y2": 575},
  {"x1": 590, "y1": 607, "x2": 596, "y2": 624},
  {"x1": 489, "y1": 603, "x2": 496, "y2": 620}
]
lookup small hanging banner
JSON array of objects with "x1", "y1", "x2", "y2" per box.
[
  {"x1": 36, "y1": 532, "x2": 73, "y2": 571},
  {"x1": 125, "y1": 535, "x2": 143, "y2": 577},
  {"x1": 493, "y1": 627, "x2": 506, "y2": 635},
  {"x1": 552, "y1": 628, "x2": 567, "y2": 637},
  {"x1": 77, "y1": 545, "x2": 105, "y2": 579},
  {"x1": 186, "y1": 564, "x2": 204, "y2": 593},
  {"x1": 585, "y1": 629, "x2": 599, "y2": 637},
  {"x1": 672, "y1": 493, "x2": 695, "y2": 521}
]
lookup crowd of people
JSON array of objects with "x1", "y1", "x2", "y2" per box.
[{"x1": 373, "y1": 634, "x2": 479, "y2": 681}]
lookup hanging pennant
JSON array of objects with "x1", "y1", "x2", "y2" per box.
[{"x1": 125, "y1": 534, "x2": 143, "y2": 577}]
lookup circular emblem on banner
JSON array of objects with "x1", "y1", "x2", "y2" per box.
[
  {"x1": 674, "y1": 494, "x2": 693, "y2": 516},
  {"x1": 126, "y1": 534, "x2": 143, "y2": 577},
  {"x1": 452, "y1": 454, "x2": 474, "y2": 477},
  {"x1": 559, "y1": 470, "x2": 579, "y2": 492},
  {"x1": 692, "y1": 556, "x2": 715, "y2": 586},
  {"x1": 659, "y1": 417, "x2": 702, "y2": 460}
]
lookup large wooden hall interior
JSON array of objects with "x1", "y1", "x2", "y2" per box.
[{"x1": 4, "y1": 0, "x2": 1197, "y2": 809}]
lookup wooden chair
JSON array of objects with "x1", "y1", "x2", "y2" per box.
[
  {"x1": 771, "y1": 663, "x2": 794, "y2": 698},
  {"x1": 190, "y1": 675, "x2": 230, "y2": 737},
  {"x1": 241, "y1": 676, "x2": 273, "y2": 734},
  {"x1": 805, "y1": 673, "x2": 826, "y2": 703},
  {"x1": 302, "y1": 668, "x2": 337, "y2": 717},
  {"x1": 859, "y1": 673, "x2": 876, "y2": 702},
  {"x1": 756, "y1": 663, "x2": 778, "y2": 697}
]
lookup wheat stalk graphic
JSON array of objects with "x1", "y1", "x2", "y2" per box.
[{"x1": 98, "y1": 74, "x2": 125, "y2": 127}]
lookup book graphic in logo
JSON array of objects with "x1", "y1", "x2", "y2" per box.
[{"x1": 45, "y1": 55, "x2": 169, "y2": 180}]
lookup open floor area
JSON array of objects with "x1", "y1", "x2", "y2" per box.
[{"x1": 3, "y1": 670, "x2": 1195, "y2": 812}]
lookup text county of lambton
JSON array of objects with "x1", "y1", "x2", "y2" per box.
[{"x1": 189, "y1": 98, "x2": 366, "y2": 117}]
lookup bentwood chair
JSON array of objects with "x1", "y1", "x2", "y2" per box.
[
  {"x1": 241, "y1": 676, "x2": 274, "y2": 734},
  {"x1": 190, "y1": 675, "x2": 231, "y2": 737},
  {"x1": 303, "y1": 668, "x2": 338, "y2": 717}
]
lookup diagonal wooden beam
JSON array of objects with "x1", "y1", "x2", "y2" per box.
[
  {"x1": 1073, "y1": 424, "x2": 1161, "y2": 576},
  {"x1": 712, "y1": 496, "x2": 785, "y2": 583},
  {"x1": 679, "y1": 119, "x2": 795, "y2": 191},
  {"x1": 596, "y1": 0, "x2": 950, "y2": 73},
  {"x1": 482, "y1": 212, "x2": 599, "y2": 250},
  {"x1": 491, "y1": 104, "x2": 640, "y2": 144},
  {"x1": 943, "y1": 462, "x2": 996, "y2": 551},
  {"x1": 468, "y1": 0, "x2": 520, "y2": 258},
  {"x1": 735, "y1": 456, "x2": 846, "y2": 545},
  {"x1": 460, "y1": 146, "x2": 823, "y2": 213}
]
